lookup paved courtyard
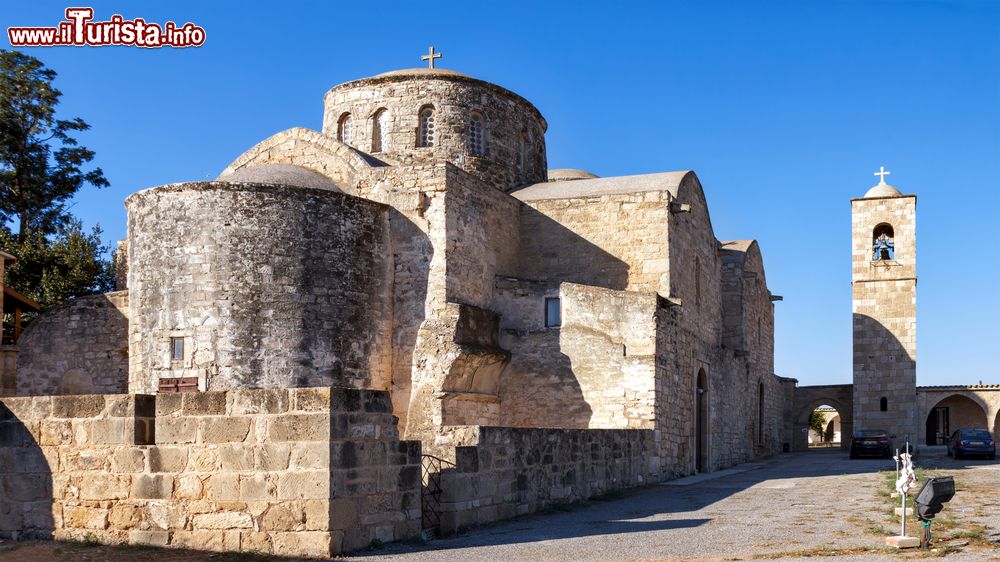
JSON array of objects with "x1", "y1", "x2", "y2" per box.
[
  {"x1": 1, "y1": 450, "x2": 998, "y2": 561},
  {"x1": 347, "y1": 449, "x2": 1000, "y2": 561}
]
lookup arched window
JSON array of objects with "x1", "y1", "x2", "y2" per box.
[
  {"x1": 517, "y1": 130, "x2": 527, "y2": 172},
  {"x1": 418, "y1": 105, "x2": 435, "y2": 147},
  {"x1": 695, "y1": 256, "x2": 702, "y2": 306},
  {"x1": 372, "y1": 108, "x2": 389, "y2": 153},
  {"x1": 757, "y1": 382, "x2": 765, "y2": 444},
  {"x1": 880, "y1": 397, "x2": 888, "y2": 412},
  {"x1": 337, "y1": 113, "x2": 353, "y2": 146},
  {"x1": 468, "y1": 112, "x2": 486, "y2": 155},
  {"x1": 872, "y1": 223, "x2": 895, "y2": 260}
]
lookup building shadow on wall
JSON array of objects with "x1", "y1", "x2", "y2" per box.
[
  {"x1": 495, "y1": 207, "x2": 638, "y2": 429},
  {"x1": 385, "y1": 208, "x2": 432, "y2": 425},
  {"x1": 851, "y1": 313, "x2": 917, "y2": 443},
  {"x1": 0, "y1": 401, "x2": 53, "y2": 540},
  {"x1": 517, "y1": 206, "x2": 630, "y2": 291},
  {"x1": 498, "y1": 330, "x2": 593, "y2": 428}
]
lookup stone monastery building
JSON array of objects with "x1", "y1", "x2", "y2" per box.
[
  {"x1": 14, "y1": 59, "x2": 790, "y2": 465},
  {"x1": 1, "y1": 56, "x2": 995, "y2": 557}
]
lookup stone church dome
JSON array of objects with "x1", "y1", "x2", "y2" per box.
[
  {"x1": 863, "y1": 166, "x2": 903, "y2": 198},
  {"x1": 323, "y1": 60, "x2": 548, "y2": 192},
  {"x1": 864, "y1": 181, "x2": 902, "y2": 198},
  {"x1": 217, "y1": 163, "x2": 343, "y2": 192},
  {"x1": 376, "y1": 68, "x2": 472, "y2": 78}
]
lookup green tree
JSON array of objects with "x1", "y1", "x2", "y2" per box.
[
  {"x1": 0, "y1": 50, "x2": 113, "y2": 311},
  {"x1": 0, "y1": 49, "x2": 108, "y2": 236},
  {"x1": 0, "y1": 221, "x2": 115, "y2": 309},
  {"x1": 809, "y1": 408, "x2": 827, "y2": 439}
]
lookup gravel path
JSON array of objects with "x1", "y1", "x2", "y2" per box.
[
  {"x1": 344, "y1": 450, "x2": 1000, "y2": 561},
  {"x1": 2, "y1": 450, "x2": 997, "y2": 561}
]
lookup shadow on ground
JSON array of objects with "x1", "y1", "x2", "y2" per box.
[{"x1": 346, "y1": 449, "x2": 917, "y2": 558}]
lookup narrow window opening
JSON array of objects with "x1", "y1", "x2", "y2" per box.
[
  {"x1": 517, "y1": 130, "x2": 527, "y2": 172},
  {"x1": 469, "y1": 112, "x2": 486, "y2": 155},
  {"x1": 880, "y1": 396, "x2": 888, "y2": 412},
  {"x1": 170, "y1": 337, "x2": 185, "y2": 361},
  {"x1": 757, "y1": 382, "x2": 765, "y2": 444},
  {"x1": 695, "y1": 256, "x2": 702, "y2": 306},
  {"x1": 418, "y1": 106, "x2": 435, "y2": 147},
  {"x1": 544, "y1": 297, "x2": 561, "y2": 328},
  {"x1": 872, "y1": 223, "x2": 895, "y2": 260},
  {"x1": 372, "y1": 108, "x2": 389, "y2": 153},
  {"x1": 337, "y1": 113, "x2": 353, "y2": 146}
]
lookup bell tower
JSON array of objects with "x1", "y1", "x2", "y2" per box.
[{"x1": 851, "y1": 167, "x2": 917, "y2": 445}]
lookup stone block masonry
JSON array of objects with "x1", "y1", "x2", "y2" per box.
[
  {"x1": 0, "y1": 388, "x2": 421, "y2": 558},
  {"x1": 432, "y1": 426, "x2": 657, "y2": 535},
  {"x1": 15, "y1": 291, "x2": 129, "y2": 396}
]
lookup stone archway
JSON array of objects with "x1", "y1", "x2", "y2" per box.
[
  {"x1": 922, "y1": 394, "x2": 989, "y2": 446},
  {"x1": 995, "y1": 409, "x2": 1000, "y2": 439},
  {"x1": 791, "y1": 384, "x2": 854, "y2": 452}
]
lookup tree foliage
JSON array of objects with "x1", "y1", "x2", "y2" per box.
[
  {"x1": 0, "y1": 49, "x2": 109, "y2": 236},
  {"x1": 0, "y1": 50, "x2": 113, "y2": 311},
  {"x1": 0, "y1": 222, "x2": 115, "y2": 309},
  {"x1": 808, "y1": 408, "x2": 827, "y2": 437}
]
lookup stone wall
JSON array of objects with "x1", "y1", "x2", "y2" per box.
[
  {"x1": 431, "y1": 425, "x2": 657, "y2": 535},
  {"x1": 324, "y1": 72, "x2": 547, "y2": 192},
  {"x1": 515, "y1": 190, "x2": 670, "y2": 293},
  {"x1": 496, "y1": 281, "x2": 657, "y2": 430},
  {"x1": 444, "y1": 167, "x2": 521, "y2": 309},
  {"x1": 354, "y1": 164, "x2": 449, "y2": 432},
  {"x1": 0, "y1": 388, "x2": 421, "y2": 557},
  {"x1": 15, "y1": 291, "x2": 129, "y2": 396},
  {"x1": 125, "y1": 182, "x2": 393, "y2": 395}
]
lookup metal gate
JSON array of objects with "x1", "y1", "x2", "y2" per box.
[{"x1": 420, "y1": 454, "x2": 455, "y2": 532}]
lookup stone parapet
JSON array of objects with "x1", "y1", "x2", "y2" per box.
[
  {"x1": 0, "y1": 387, "x2": 421, "y2": 558},
  {"x1": 433, "y1": 425, "x2": 657, "y2": 535}
]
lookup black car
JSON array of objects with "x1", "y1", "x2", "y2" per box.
[
  {"x1": 849, "y1": 429, "x2": 893, "y2": 459},
  {"x1": 946, "y1": 428, "x2": 996, "y2": 460}
]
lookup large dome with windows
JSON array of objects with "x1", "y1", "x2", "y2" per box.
[{"x1": 322, "y1": 66, "x2": 548, "y2": 191}]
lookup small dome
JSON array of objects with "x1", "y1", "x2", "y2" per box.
[
  {"x1": 547, "y1": 169, "x2": 600, "y2": 182},
  {"x1": 376, "y1": 68, "x2": 471, "y2": 78},
  {"x1": 217, "y1": 164, "x2": 342, "y2": 192},
  {"x1": 864, "y1": 181, "x2": 902, "y2": 198}
]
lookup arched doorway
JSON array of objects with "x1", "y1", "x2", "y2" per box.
[
  {"x1": 924, "y1": 394, "x2": 989, "y2": 446},
  {"x1": 807, "y1": 404, "x2": 842, "y2": 448},
  {"x1": 696, "y1": 368, "x2": 708, "y2": 472}
]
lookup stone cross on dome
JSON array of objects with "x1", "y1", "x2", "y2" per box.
[
  {"x1": 874, "y1": 166, "x2": 891, "y2": 184},
  {"x1": 421, "y1": 46, "x2": 442, "y2": 69}
]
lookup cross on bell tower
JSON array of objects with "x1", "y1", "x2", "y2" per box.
[
  {"x1": 874, "y1": 166, "x2": 891, "y2": 184},
  {"x1": 421, "y1": 46, "x2": 442, "y2": 69}
]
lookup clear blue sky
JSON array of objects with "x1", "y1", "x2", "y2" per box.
[{"x1": 4, "y1": 1, "x2": 998, "y2": 387}]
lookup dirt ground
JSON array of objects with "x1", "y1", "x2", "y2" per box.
[{"x1": 1, "y1": 450, "x2": 997, "y2": 561}]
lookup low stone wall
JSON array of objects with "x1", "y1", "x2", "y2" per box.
[
  {"x1": 0, "y1": 388, "x2": 421, "y2": 558},
  {"x1": 433, "y1": 425, "x2": 657, "y2": 535}
]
